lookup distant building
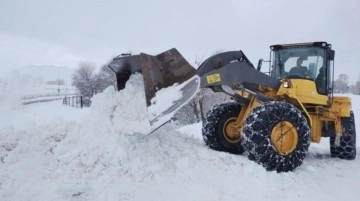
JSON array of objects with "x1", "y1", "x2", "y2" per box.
[{"x1": 46, "y1": 79, "x2": 65, "y2": 85}]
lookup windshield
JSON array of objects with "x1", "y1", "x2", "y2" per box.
[{"x1": 271, "y1": 47, "x2": 325, "y2": 80}]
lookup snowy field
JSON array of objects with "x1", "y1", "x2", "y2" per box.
[{"x1": 1, "y1": 74, "x2": 360, "y2": 201}]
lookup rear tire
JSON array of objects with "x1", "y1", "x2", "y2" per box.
[
  {"x1": 242, "y1": 101, "x2": 310, "y2": 172},
  {"x1": 202, "y1": 102, "x2": 244, "y2": 154},
  {"x1": 330, "y1": 111, "x2": 356, "y2": 160}
]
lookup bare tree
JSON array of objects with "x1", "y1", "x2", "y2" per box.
[
  {"x1": 72, "y1": 62, "x2": 98, "y2": 97},
  {"x1": 96, "y1": 64, "x2": 117, "y2": 92},
  {"x1": 72, "y1": 61, "x2": 118, "y2": 98},
  {"x1": 334, "y1": 74, "x2": 349, "y2": 93},
  {"x1": 350, "y1": 79, "x2": 360, "y2": 95},
  {"x1": 194, "y1": 49, "x2": 224, "y2": 67}
]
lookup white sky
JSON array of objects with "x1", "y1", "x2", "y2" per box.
[{"x1": 1, "y1": 0, "x2": 360, "y2": 82}]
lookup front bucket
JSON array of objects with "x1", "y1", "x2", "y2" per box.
[
  {"x1": 147, "y1": 75, "x2": 200, "y2": 133},
  {"x1": 108, "y1": 48, "x2": 199, "y2": 133},
  {"x1": 139, "y1": 48, "x2": 197, "y2": 106}
]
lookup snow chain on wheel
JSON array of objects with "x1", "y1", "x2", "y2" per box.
[
  {"x1": 202, "y1": 102, "x2": 244, "y2": 154},
  {"x1": 242, "y1": 101, "x2": 310, "y2": 172},
  {"x1": 330, "y1": 111, "x2": 356, "y2": 160}
]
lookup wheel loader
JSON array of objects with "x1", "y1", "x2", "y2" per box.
[{"x1": 108, "y1": 41, "x2": 356, "y2": 172}]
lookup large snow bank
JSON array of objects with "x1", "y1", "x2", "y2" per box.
[
  {"x1": 1, "y1": 74, "x2": 245, "y2": 200},
  {"x1": 1, "y1": 74, "x2": 360, "y2": 201}
]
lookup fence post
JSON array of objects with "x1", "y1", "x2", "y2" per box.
[
  {"x1": 63, "y1": 95, "x2": 87, "y2": 108},
  {"x1": 80, "y1": 96, "x2": 83, "y2": 108}
]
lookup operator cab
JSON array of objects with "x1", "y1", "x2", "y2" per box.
[{"x1": 270, "y1": 42, "x2": 334, "y2": 95}]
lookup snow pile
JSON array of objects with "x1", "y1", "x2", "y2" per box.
[
  {"x1": 43, "y1": 74, "x2": 205, "y2": 182},
  {"x1": 88, "y1": 74, "x2": 150, "y2": 134},
  {"x1": 1, "y1": 74, "x2": 360, "y2": 201},
  {"x1": 1, "y1": 74, "x2": 254, "y2": 200}
]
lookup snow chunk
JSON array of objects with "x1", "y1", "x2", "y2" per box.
[{"x1": 88, "y1": 73, "x2": 150, "y2": 134}]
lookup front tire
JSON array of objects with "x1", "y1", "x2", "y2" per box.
[
  {"x1": 202, "y1": 102, "x2": 244, "y2": 154},
  {"x1": 330, "y1": 111, "x2": 356, "y2": 160},
  {"x1": 242, "y1": 101, "x2": 310, "y2": 172}
]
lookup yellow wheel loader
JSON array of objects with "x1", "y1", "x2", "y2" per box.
[{"x1": 108, "y1": 42, "x2": 356, "y2": 172}]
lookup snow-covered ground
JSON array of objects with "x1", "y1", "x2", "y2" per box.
[
  {"x1": 1, "y1": 74, "x2": 360, "y2": 201},
  {"x1": 0, "y1": 66, "x2": 78, "y2": 102}
]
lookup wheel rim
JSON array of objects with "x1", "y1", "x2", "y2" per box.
[
  {"x1": 271, "y1": 121, "x2": 298, "y2": 155},
  {"x1": 223, "y1": 117, "x2": 241, "y2": 143}
]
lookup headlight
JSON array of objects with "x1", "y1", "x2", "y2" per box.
[{"x1": 283, "y1": 79, "x2": 292, "y2": 88}]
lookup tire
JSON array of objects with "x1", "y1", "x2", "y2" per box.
[
  {"x1": 330, "y1": 111, "x2": 356, "y2": 160},
  {"x1": 202, "y1": 102, "x2": 244, "y2": 154},
  {"x1": 242, "y1": 101, "x2": 310, "y2": 172}
]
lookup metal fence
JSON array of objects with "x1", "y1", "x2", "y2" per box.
[
  {"x1": 63, "y1": 96, "x2": 91, "y2": 108},
  {"x1": 22, "y1": 92, "x2": 80, "y2": 105},
  {"x1": 22, "y1": 92, "x2": 78, "y2": 100}
]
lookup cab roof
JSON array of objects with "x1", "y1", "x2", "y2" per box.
[{"x1": 270, "y1": 41, "x2": 332, "y2": 50}]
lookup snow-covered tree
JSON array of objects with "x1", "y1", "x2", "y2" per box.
[
  {"x1": 95, "y1": 64, "x2": 117, "y2": 92},
  {"x1": 72, "y1": 62, "x2": 117, "y2": 98},
  {"x1": 72, "y1": 62, "x2": 98, "y2": 97},
  {"x1": 351, "y1": 81, "x2": 360, "y2": 95},
  {"x1": 334, "y1": 74, "x2": 349, "y2": 93}
]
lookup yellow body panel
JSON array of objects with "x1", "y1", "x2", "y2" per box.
[
  {"x1": 231, "y1": 79, "x2": 352, "y2": 145},
  {"x1": 264, "y1": 80, "x2": 351, "y2": 143},
  {"x1": 276, "y1": 79, "x2": 328, "y2": 105},
  {"x1": 310, "y1": 115, "x2": 322, "y2": 143},
  {"x1": 331, "y1": 96, "x2": 352, "y2": 117}
]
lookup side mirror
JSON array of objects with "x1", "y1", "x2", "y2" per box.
[{"x1": 257, "y1": 59, "x2": 263, "y2": 71}]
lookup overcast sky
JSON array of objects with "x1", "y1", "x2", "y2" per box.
[{"x1": 1, "y1": 0, "x2": 359, "y2": 82}]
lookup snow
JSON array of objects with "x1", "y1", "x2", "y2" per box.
[
  {"x1": 0, "y1": 100, "x2": 89, "y2": 128},
  {"x1": 147, "y1": 75, "x2": 200, "y2": 133},
  {"x1": 1, "y1": 73, "x2": 360, "y2": 201},
  {"x1": 148, "y1": 84, "x2": 183, "y2": 118}
]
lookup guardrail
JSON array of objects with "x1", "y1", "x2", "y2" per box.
[
  {"x1": 22, "y1": 93, "x2": 79, "y2": 100},
  {"x1": 23, "y1": 96, "x2": 64, "y2": 105}
]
